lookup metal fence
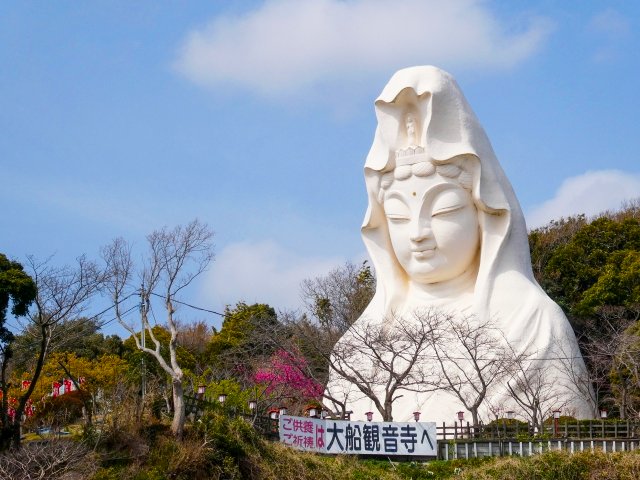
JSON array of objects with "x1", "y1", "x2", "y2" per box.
[
  {"x1": 436, "y1": 420, "x2": 640, "y2": 441},
  {"x1": 184, "y1": 396, "x2": 640, "y2": 461},
  {"x1": 439, "y1": 438, "x2": 640, "y2": 460}
]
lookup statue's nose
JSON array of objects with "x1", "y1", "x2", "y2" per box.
[{"x1": 410, "y1": 224, "x2": 432, "y2": 242}]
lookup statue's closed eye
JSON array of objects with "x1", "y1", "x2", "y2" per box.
[
  {"x1": 385, "y1": 198, "x2": 410, "y2": 222},
  {"x1": 432, "y1": 190, "x2": 466, "y2": 217}
]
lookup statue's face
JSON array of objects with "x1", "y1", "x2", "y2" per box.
[{"x1": 383, "y1": 173, "x2": 479, "y2": 284}]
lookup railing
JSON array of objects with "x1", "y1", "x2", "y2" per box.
[
  {"x1": 183, "y1": 396, "x2": 640, "y2": 454},
  {"x1": 436, "y1": 420, "x2": 640, "y2": 441},
  {"x1": 184, "y1": 395, "x2": 216, "y2": 415},
  {"x1": 184, "y1": 395, "x2": 280, "y2": 440},
  {"x1": 439, "y1": 438, "x2": 640, "y2": 460}
]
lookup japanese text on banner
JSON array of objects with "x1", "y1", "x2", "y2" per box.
[{"x1": 279, "y1": 416, "x2": 436, "y2": 456}]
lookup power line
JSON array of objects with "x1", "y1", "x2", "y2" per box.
[
  {"x1": 47, "y1": 292, "x2": 139, "y2": 341},
  {"x1": 100, "y1": 302, "x2": 140, "y2": 328},
  {"x1": 148, "y1": 292, "x2": 225, "y2": 317}
]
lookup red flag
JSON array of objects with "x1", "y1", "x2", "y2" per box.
[
  {"x1": 21, "y1": 380, "x2": 31, "y2": 390},
  {"x1": 52, "y1": 382, "x2": 61, "y2": 397}
]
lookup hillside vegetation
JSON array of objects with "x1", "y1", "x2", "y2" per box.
[{"x1": 1, "y1": 201, "x2": 639, "y2": 478}]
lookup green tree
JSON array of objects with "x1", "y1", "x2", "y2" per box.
[
  {"x1": 207, "y1": 302, "x2": 280, "y2": 381},
  {"x1": 542, "y1": 216, "x2": 640, "y2": 316},
  {"x1": 528, "y1": 200, "x2": 640, "y2": 417},
  {"x1": 0, "y1": 254, "x2": 37, "y2": 449},
  {"x1": 578, "y1": 250, "x2": 640, "y2": 314},
  {"x1": 1, "y1": 255, "x2": 101, "y2": 449},
  {"x1": 11, "y1": 317, "x2": 123, "y2": 374}
]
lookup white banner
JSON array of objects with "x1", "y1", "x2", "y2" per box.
[{"x1": 279, "y1": 415, "x2": 437, "y2": 456}]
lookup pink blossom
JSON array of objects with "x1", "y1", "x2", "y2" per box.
[{"x1": 254, "y1": 349, "x2": 323, "y2": 399}]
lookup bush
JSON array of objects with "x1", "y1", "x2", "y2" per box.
[
  {"x1": 458, "y1": 450, "x2": 640, "y2": 480},
  {"x1": 0, "y1": 439, "x2": 97, "y2": 479}
]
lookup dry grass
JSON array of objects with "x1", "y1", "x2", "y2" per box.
[{"x1": 459, "y1": 449, "x2": 640, "y2": 480}]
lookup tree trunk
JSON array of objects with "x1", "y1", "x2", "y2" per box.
[
  {"x1": 471, "y1": 410, "x2": 479, "y2": 427},
  {"x1": 0, "y1": 426, "x2": 13, "y2": 451},
  {"x1": 10, "y1": 423, "x2": 20, "y2": 449},
  {"x1": 171, "y1": 378, "x2": 185, "y2": 439},
  {"x1": 383, "y1": 398, "x2": 393, "y2": 422}
]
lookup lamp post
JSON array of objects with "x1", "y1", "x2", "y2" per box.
[
  {"x1": 600, "y1": 408, "x2": 608, "y2": 419},
  {"x1": 344, "y1": 410, "x2": 353, "y2": 421},
  {"x1": 279, "y1": 406, "x2": 287, "y2": 417},
  {"x1": 218, "y1": 393, "x2": 227, "y2": 405},
  {"x1": 321, "y1": 409, "x2": 329, "y2": 419},
  {"x1": 456, "y1": 411, "x2": 465, "y2": 438},
  {"x1": 197, "y1": 385, "x2": 206, "y2": 400},
  {"x1": 365, "y1": 411, "x2": 374, "y2": 422},
  {"x1": 553, "y1": 409, "x2": 561, "y2": 437},
  {"x1": 506, "y1": 410, "x2": 515, "y2": 420},
  {"x1": 413, "y1": 411, "x2": 421, "y2": 422},
  {"x1": 248, "y1": 399, "x2": 257, "y2": 413},
  {"x1": 308, "y1": 407, "x2": 318, "y2": 418}
]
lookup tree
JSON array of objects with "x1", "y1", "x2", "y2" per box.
[
  {"x1": 1, "y1": 255, "x2": 101, "y2": 449},
  {"x1": 0, "y1": 254, "x2": 36, "y2": 448},
  {"x1": 428, "y1": 314, "x2": 513, "y2": 426},
  {"x1": 254, "y1": 348, "x2": 324, "y2": 411},
  {"x1": 528, "y1": 201, "x2": 640, "y2": 419},
  {"x1": 596, "y1": 308, "x2": 640, "y2": 418},
  {"x1": 506, "y1": 354, "x2": 566, "y2": 431},
  {"x1": 529, "y1": 203, "x2": 640, "y2": 328},
  {"x1": 268, "y1": 261, "x2": 376, "y2": 405},
  {"x1": 22, "y1": 351, "x2": 129, "y2": 430},
  {"x1": 0, "y1": 439, "x2": 97, "y2": 479},
  {"x1": 300, "y1": 261, "x2": 375, "y2": 333},
  {"x1": 207, "y1": 302, "x2": 280, "y2": 379},
  {"x1": 102, "y1": 220, "x2": 214, "y2": 439},
  {"x1": 553, "y1": 307, "x2": 638, "y2": 419},
  {"x1": 10, "y1": 317, "x2": 123, "y2": 373},
  {"x1": 326, "y1": 310, "x2": 441, "y2": 421},
  {"x1": 122, "y1": 325, "x2": 196, "y2": 420}
]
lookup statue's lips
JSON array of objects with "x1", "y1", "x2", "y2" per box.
[{"x1": 412, "y1": 248, "x2": 436, "y2": 259}]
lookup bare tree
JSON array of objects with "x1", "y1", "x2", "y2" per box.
[
  {"x1": 102, "y1": 219, "x2": 214, "y2": 439},
  {"x1": 506, "y1": 350, "x2": 567, "y2": 431},
  {"x1": 326, "y1": 310, "x2": 442, "y2": 421},
  {"x1": 553, "y1": 313, "x2": 625, "y2": 421},
  {"x1": 1, "y1": 256, "x2": 101, "y2": 450},
  {"x1": 573, "y1": 306, "x2": 640, "y2": 419},
  {"x1": 0, "y1": 439, "x2": 96, "y2": 479},
  {"x1": 300, "y1": 261, "x2": 374, "y2": 333},
  {"x1": 428, "y1": 314, "x2": 513, "y2": 426}
]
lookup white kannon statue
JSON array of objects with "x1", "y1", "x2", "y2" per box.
[{"x1": 325, "y1": 66, "x2": 594, "y2": 424}]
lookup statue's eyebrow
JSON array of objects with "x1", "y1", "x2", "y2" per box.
[
  {"x1": 384, "y1": 190, "x2": 410, "y2": 203},
  {"x1": 420, "y1": 182, "x2": 460, "y2": 204}
]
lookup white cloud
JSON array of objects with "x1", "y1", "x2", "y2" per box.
[
  {"x1": 202, "y1": 239, "x2": 346, "y2": 312},
  {"x1": 588, "y1": 9, "x2": 631, "y2": 63},
  {"x1": 526, "y1": 170, "x2": 640, "y2": 229},
  {"x1": 589, "y1": 9, "x2": 631, "y2": 38},
  {"x1": 174, "y1": 0, "x2": 552, "y2": 96}
]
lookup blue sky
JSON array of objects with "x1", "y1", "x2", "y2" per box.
[{"x1": 1, "y1": 1, "x2": 639, "y2": 335}]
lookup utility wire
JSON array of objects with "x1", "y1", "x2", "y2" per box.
[
  {"x1": 19, "y1": 292, "x2": 138, "y2": 346},
  {"x1": 149, "y1": 291, "x2": 225, "y2": 316}
]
